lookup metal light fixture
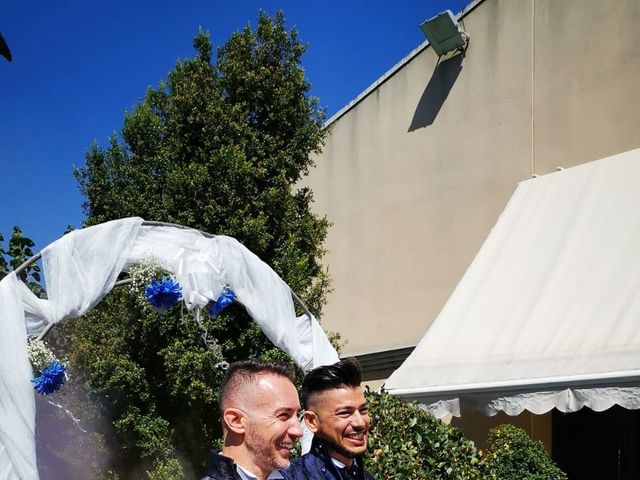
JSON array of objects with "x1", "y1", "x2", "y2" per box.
[{"x1": 420, "y1": 10, "x2": 469, "y2": 58}]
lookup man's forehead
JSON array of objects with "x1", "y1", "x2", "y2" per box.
[
  {"x1": 243, "y1": 373, "x2": 299, "y2": 409},
  {"x1": 313, "y1": 386, "x2": 366, "y2": 408}
]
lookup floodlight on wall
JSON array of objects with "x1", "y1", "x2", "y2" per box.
[{"x1": 420, "y1": 10, "x2": 469, "y2": 58}]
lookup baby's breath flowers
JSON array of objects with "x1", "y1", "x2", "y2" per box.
[{"x1": 27, "y1": 338, "x2": 67, "y2": 395}]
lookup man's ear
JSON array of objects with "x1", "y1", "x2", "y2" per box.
[
  {"x1": 304, "y1": 410, "x2": 320, "y2": 433},
  {"x1": 222, "y1": 408, "x2": 246, "y2": 435}
]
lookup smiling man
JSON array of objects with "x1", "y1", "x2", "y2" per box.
[
  {"x1": 283, "y1": 358, "x2": 374, "y2": 480},
  {"x1": 201, "y1": 360, "x2": 303, "y2": 480}
]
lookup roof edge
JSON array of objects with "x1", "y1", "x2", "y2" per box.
[
  {"x1": 324, "y1": 0, "x2": 486, "y2": 127},
  {"x1": 388, "y1": 369, "x2": 640, "y2": 399}
]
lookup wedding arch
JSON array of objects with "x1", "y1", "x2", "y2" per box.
[{"x1": 0, "y1": 217, "x2": 339, "y2": 480}]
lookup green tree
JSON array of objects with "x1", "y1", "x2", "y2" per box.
[
  {"x1": 482, "y1": 424, "x2": 567, "y2": 480},
  {"x1": 0, "y1": 227, "x2": 42, "y2": 294},
  {"x1": 7, "y1": 226, "x2": 41, "y2": 283},
  {"x1": 0, "y1": 232, "x2": 8, "y2": 279},
  {"x1": 365, "y1": 390, "x2": 485, "y2": 480},
  {"x1": 363, "y1": 390, "x2": 568, "y2": 480},
  {"x1": 65, "y1": 11, "x2": 330, "y2": 478}
]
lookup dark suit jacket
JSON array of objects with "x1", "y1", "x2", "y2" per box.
[
  {"x1": 281, "y1": 437, "x2": 374, "y2": 480},
  {"x1": 200, "y1": 452, "x2": 242, "y2": 480}
]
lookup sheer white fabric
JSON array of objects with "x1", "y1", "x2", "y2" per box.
[
  {"x1": 40, "y1": 218, "x2": 143, "y2": 326},
  {"x1": 0, "y1": 274, "x2": 38, "y2": 480},
  {"x1": 386, "y1": 147, "x2": 640, "y2": 418},
  {"x1": 0, "y1": 218, "x2": 338, "y2": 479},
  {"x1": 124, "y1": 225, "x2": 338, "y2": 370}
]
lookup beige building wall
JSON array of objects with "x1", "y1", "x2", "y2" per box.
[{"x1": 306, "y1": 0, "x2": 640, "y2": 359}]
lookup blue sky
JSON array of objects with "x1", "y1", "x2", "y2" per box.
[{"x1": 0, "y1": 0, "x2": 468, "y2": 251}]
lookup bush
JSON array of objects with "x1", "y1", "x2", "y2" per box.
[
  {"x1": 364, "y1": 389, "x2": 484, "y2": 479},
  {"x1": 146, "y1": 458, "x2": 184, "y2": 480},
  {"x1": 482, "y1": 424, "x2": 567, "y2": 480}
]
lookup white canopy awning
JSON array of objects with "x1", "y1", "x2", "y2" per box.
[{"x1": 386, "y1": 148, "x2": 640, "y2": 418}]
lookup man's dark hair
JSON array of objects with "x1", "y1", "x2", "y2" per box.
[
  {"x1": 218, "y1": 359, "x2": 296, "y2": 413},
  {"x1": 301, "y1": 357, "x2": 362, "y2": 408}
]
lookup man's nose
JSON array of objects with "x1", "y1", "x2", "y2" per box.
[
  {"x1": 288, "y1": 417, "x2": 303, "y2": 438},
  {"x1": 351, "y1": 411, "x2": 367, "y2": 429}
]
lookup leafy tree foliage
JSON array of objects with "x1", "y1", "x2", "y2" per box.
[
  {"x1": 0, "y1": 232, "x2": 7, "y2": 279},
  {"x1": 482, "y1": 424, "x2": 567, "y2": 480},
  {"x1": 64, "y1": 11, "x2": 330, "y2": 478},
  {"x1": 364, "y1": 391, "x2": 568, "y2": 480},
  {"x1": 365, "y1": 390, "x2": 485, "y2": 480},
  {"x1": 0, "y1": 227, "x2": 41, "y2": 288}
]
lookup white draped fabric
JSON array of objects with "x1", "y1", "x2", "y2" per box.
[
  {"x1": 0, "y1": 274, "x2": 38, "y2": 480},
  {"x1": 123, "y1": 224, "x2": 338, "y2": 370},
  {"x1": 386, "y1": 147, "x2": 640, "y2": 418},
  {"x1": 0, "y1": 218, "x2": 338, "y2": 479}
]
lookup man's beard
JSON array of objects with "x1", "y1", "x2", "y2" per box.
[
  {"x1": 321, "y1": 435, "x2": 362, "y2": 460},
  {"x1": 246, "y1": 428, "x2": 289, "y2": 472}
]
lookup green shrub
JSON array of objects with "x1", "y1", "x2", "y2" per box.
[
  {"x1": 482, "y1": 424, "x2": 567, "y2": 480},
  {"x1": 146, "y1": 458, "x2": 184, "y2": 480},
  {"x1": 364, "y1": 389, "x2": 484, "y2": 479}
]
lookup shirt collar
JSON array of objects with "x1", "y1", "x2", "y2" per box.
[
  {"x1": 331, "y1": 457, "x2": 347, "y2": 469},
  {"x1": 311, "y1": 437, "x2": 359, "y2": 470},
  {"x1": 236, "y1": 464, "x2": 284, "y2": 480},
  {"x1": 331, "y1": 457, "x2": 358, "y2": 469}
]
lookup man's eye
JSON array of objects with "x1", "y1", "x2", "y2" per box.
[{"x1": 279, "y1": 413, "x2": 291, "y2": 420}]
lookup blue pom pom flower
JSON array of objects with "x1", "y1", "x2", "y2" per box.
[
  {"x1": 145, "y1": 276, "x2": 182, "y2": 313},
  {"x1": 208, "y1": 286, "x2": 237, "y2": 316},
  {"x1": 31, "y1": 361, "x2": 66, "y2": 395}
]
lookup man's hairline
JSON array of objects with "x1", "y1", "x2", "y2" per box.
[
  {"x1": 222, "y1": 370, "x2": 296, "y2": 412},
  {"x1": 305, "y1": 384, "x2": 364, "y2": 409}
]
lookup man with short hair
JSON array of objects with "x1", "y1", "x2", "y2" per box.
[
  {"x1": 201, "y1": 359, "x2": 303, "y2": 480},
  {"x1": 283, "y1": 358, "x2": 374, "y2": 480}
]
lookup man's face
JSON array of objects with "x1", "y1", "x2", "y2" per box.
[
  {"x1": 244, "y1": 374, "x2": 303, "y2": 472},
  {"x1": 305, "y1": 386, "x2": 370, "y2": 464}
]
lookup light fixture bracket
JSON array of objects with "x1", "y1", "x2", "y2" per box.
[{"x1": 420, "y1": 10, "x2": 469, "y2": 58}]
